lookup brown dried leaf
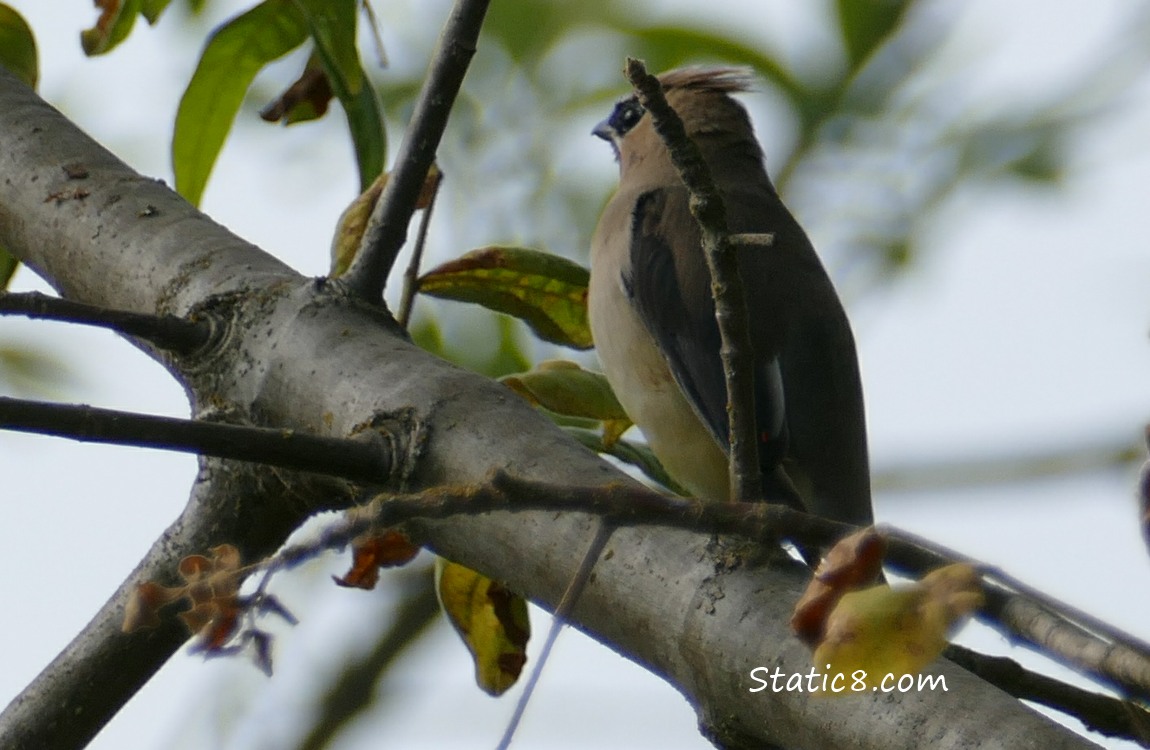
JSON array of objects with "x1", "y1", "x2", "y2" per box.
[
  {"x1": 122, "y1": 544, "x2": 265, "y2": 659},
  {"x1": 334, "y1": 530, "x2": 421, "y2": 589},
  {"x1": 179, "y1": 544, "x2": 242, "y2": 606},
  {"x1": 791, "y1": 527, "x2": 886, "y2": 644},
  {"x1": 260, "y1": 61, "x2": 333, "y2": 124},
  {"x1": 329, "y1": 166, "x2": 441, "y2": 276},
  {"x1": 122, "y1": 581, "x2": 183, "y2": 632}
]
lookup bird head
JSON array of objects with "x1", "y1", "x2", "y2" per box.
[{"x1": 592, "y1": 67, "x2": 763, "y2": 184}]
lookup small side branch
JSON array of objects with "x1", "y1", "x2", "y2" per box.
[
  {"x1": 265, "y1": 472, "x2": 852, "y2": 579},
  {"x1": 883, "y1": 525, "x2": 1150, "y2": 703},
  {"x1": 344, "y1": 0, "x2": 491, "y2": 301},
  {"x1": 945, "y1": 645, "x2": 1150, "y2": 742},
  {"x1": 0, "y1": 397, "x2": 393, "y2": 484},
  {"x1": 397, "y1": 167, "x2": 444, "y2": 328},
  {"x1": 0, "y1": 291, "x2": 211, "y2": 355},
  {"x1": 624, "y1": 58, "x2": 763, "y2": 503}
]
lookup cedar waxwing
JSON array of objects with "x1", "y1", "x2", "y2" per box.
[{"x1": 588, "y1": 67, "x2": 872, "y2": 526}]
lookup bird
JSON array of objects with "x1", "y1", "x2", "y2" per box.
[{"x1": 588, "y1": 67, "x2": 873, "y2": 527}]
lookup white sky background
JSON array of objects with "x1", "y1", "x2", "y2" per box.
[{"x1": 2, "y1": 1, "x2": 1150, "y2": 748}]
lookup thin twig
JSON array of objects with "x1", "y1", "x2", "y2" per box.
[
  {"x1": 0, "y1": 397, "x2": 393, "y2": 483},
  {"x1": 343, "y1": 0, "x2": 491, "y2": 301},
  {"x1": 624, "y1": 58, "x2": 762, "y2": 503},
  {"x1": 360, "y1": 0, "x2": 390, "y2": 69},
  {"x1": 883, "y1": 524, "x2": 1150, "y2": 703},
  {"x1": 887, "y1": 526, "x2": 1150, "y2": 657},
  {"x1": 0, "y1": 291, "x2": 211, "y2": 355},
  {"x1": 495, "y1": 523, "x2": 615, "y2": 750},
  {"x1": 396, "y1": 167, "x2": 443, "y2": 328},
  {"x1": 261, "y1": 474, "x2": 846, "y2": 583},
  {"x1": 945, "y1": 644, "x2": 1150, "y2": 743}
]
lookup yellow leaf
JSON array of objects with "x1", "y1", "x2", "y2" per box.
[
  {"x1": 435, "y1": 558, "x2": 530, "y2": 696},
  {"x1": 600, "y1": 418, "x2": 631, "y2": 449},
  {"x1": 329, "y1": 166, "x2": 439, "y2": 276},
  {"x1": 813, "y1": 564, "x2": 983, "y2": 691}
]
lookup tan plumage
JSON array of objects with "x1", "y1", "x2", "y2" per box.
[{"x1": 589, "y1": 67, "x2": 872, "y2": 526}]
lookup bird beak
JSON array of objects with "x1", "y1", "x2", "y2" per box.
[{"x1": 592, "y1": 119, "x2": 614, "y2": 142}]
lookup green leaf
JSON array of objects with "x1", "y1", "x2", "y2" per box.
[
  {"x1": 0, "y1": 247, "x2": 18, "y2": 289},
  {"x1": 834, "y1": 0, "x2": 911, "y2": 72},
  {"x1": 328, "y1": 169, "x2": 384, "y2": 276},
  {"x1": 503, "y1": 359, "x2": 632, "y2": 447},
  {"x1": 418, "y1": 247, "x2": 592, "y2": 350},
  {"x1": 501, "y1": 360, "x2": 627, "y2": 423},
  {"x1": 81, "y1": 0, "x2": 143, "y2": 56},
  {"x1": 328, "y1": 166, "x2": 437, "y2": 276},
  {"x1": 141, "y1": 0, "x2": 175, "y2": 25},
  {"x1": 340, "y1": 65, "x2": 386, "y2": 189},
  {"x1": 564, "y1": 427, "x2": 690, "y2": 496},
  {"x1": 296, "y1": 0, "x2": 384, "y2": 189},
  {"x1": 260, "y1": 52, "x2": 333, "y2": 125},
  {"x1": 0, "y1": 345, "x2": 75, "y2": 397},
  {"x1": 0, "y1": 4, "x2": 37, "y2": 87},
  {"x1": 173, "y1": 0, "x2": 310, "y2": 206},
  {"x1": 296, "y1": 0, "x2": 361, "y2": 95},
  {"x1": 484, "y1": 316, "x2": 531, "y2": 378}
]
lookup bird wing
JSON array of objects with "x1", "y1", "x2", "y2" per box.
[{"x1": 623, "y1": 187, "x2": 789, "y2": 473}]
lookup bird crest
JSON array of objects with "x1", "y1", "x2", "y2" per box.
[{"x1": 657, "y1": 66, "x2": 754, "y2": 95}]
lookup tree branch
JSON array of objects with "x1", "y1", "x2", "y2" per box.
[
  {"x1": 624, "y1": 58, "x2": 764, "y2": 503},
  {"x1": 883, "y1": 525, "x2": 1150, "y2": 703},
  {"x1": 0, "y1": 291, "x2": 211, "y2": 354},
  {"x1": 946, "y1": 645, "x2": 1150, "y2": 743},
  {"x1": 246, "y1": 472, "x2": 1150, "y2": 743},
  {"x1": 0, "y1": 396, "x2": 397, "y2": 484},
  {"x1": 396, "y1": 167, "x2": 443, "y2": 328},
  {"x1": 873, "y1": 436, "x2": 1142, "y2": 493},
  {"x1": 343, "y1": 0, "x2": 490, "y2": 301},
  {"x1": 251, "y1": 471, "x2": 1150, "y2": 710}
]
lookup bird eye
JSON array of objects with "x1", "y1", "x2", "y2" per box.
[{"x1": 610, "y1": 99, "x2": 645, "y2": 136}]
